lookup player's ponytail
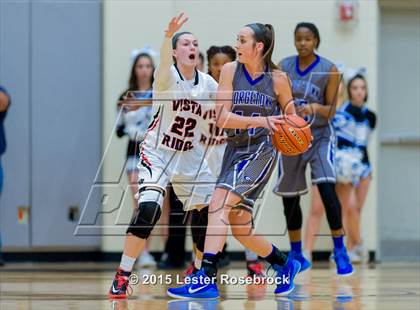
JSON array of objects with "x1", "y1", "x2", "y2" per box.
[
  {"x1": 262, "y1": 24, "x2": 277, "y2": 71},
  {"x1": 246, "y1": 23, "x2": 278, "y2": 71}
]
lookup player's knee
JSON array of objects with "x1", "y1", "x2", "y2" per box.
[
  {"x1": 126, "y1": 187, "x2": 164, "y2": 239},
  {"x1": 282, "y1": 196, "x2": 301, "y2": 216},
  {"x1": 209, "y1": 198, "x2": 226, "y2": 214},
  {"x1": 317, "y1": 182, "x2": 339, "y2": 208},
  {"x1": 341, "y1": 201, "x2": 351, "y2": 213},
  {"x1": 126, "y1": 201, "x2": 162, "y2": 239},
  {"x1": 209, "y1": 188, "x2": 236, "y2": 211},
  {"x1": 310, "y1": 202, "x2": 324, "y2": 218},
  {"x1": 346, "y1": 205, "x2": 358, "y2": 217}
]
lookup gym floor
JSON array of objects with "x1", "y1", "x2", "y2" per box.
[{"x1": 0, "y1": 262, "x2": 419, "y2": 309}]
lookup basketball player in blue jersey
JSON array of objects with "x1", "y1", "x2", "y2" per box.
[
  {"x1": 274, "y1": 22, "x2": 353, "y2": 276},
  {"x1": 167, "y1": 23, "x2": 301, "y2": 299}
]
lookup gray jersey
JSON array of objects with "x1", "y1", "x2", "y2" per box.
[
  {"x1": 225, "y1": 62, "x2": 279, "y2": 145},
  {"x1": 281, "y1": 55, "x2": 334, "y2": 128}
]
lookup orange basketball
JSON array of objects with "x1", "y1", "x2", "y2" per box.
[{"x1": 271, "y1": 114, "x2": 313, "y2": 156}]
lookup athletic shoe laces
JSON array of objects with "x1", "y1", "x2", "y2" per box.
[{"x1": 115, "y1": 271, "x2": 133, "y2": 296}]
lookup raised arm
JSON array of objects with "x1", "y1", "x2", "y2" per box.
[{"x1": 154, "y1": 13, "x2": 188, "y2": 91}]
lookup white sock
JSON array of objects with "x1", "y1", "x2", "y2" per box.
[
  {"x1": 245, "y1": 248, "x2": 258, "y2": 262},
  {"x1": 194, "y1": 257, "x2": 202, "y2": 269},
  {"x1": 119, "y1": 254, "x2": 136, "y2": 272}
]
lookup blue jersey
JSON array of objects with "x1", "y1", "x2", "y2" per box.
[
  {"x1": 226, "y1": 62, "x2": 279, "y2": 145},
  {"x1": 280, "y1": 55, "x2": 334, "y2": 128},
  {"x1": 333, "y1": 101, "x2": 376, "y2": 164}
]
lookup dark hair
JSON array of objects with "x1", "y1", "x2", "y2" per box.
[
  {"x1": 294, "y1": 22, "x2": 321, "y2": 49},
  {"x1": 245, "y1": 23, "x2": 277, "y2": 70},
  {"x1": 206, "y1": 45, "x2": 236, "y2": 75},
  {"x1": 172, "y1": 31, "x2": 193, "y2": 49},
  {"x1": 128, "y1": 53, "x2": 155, "y2": 91},
  {"x1": 347, "y1": 74, "x2": 368, "y2": 103},
  {"x1": 207, "y1": 45, "x2": 236, "y2": 63}
]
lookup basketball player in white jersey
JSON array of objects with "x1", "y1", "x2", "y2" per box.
[{"x1": 109, "y1": 14, "x2": 219, "y2": 299}]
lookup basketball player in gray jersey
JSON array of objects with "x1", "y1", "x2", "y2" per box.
[
  {"x1": 168, "y1": 23, "x2": 301, "y2": 299},
  {"x1": 274, "y1": 22, "x2": 353, "y2": 276},
  {"x1": 220, "y1": 55, "x2": 281, "y2": 203}
]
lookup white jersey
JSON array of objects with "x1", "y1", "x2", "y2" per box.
[
  {"x1": 138, "y1": 64, "x2": 219, "y2": 210},
  {"x1": 144, "y1": 65, "x2": 218, "y2": 154},
  {"x1": 200, "y1": 107, "x2": 227, "y2": 178}
]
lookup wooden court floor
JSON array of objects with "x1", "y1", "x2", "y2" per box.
[{"x1": 0, "y1": 262, "x2": 419, "y2": 310}]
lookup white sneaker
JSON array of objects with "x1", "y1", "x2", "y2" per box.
[
  {"x1": 137, "y1": 251, "x2": 156, "y2": 268},
  {"x1": 352, "y1": 242, "x2": 367, "y2": 262},
  {"x1": 303, "y1": 250, "x2": 312, "y2": 263},
  {"x1": 348, "y1": 249, "x2": 362, "y2": 264}
]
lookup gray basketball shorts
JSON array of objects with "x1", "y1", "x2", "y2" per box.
[
  {"x1": 273, "y1": 125, "x2": 336, "y2": 197},
  {"x1": 216, "y1": 138, "x2": 277, "y2": 212}
]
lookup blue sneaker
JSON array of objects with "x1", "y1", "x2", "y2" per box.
[
  {"x1": 273, "y1": 258, "x2": 301, "y2": 296},
  {"x1": 288, "y1": 250, "x2": 311, "y2": 273},
  {"x1": 334, "y1": 247, "x2": 354, "y2": 276},
  {"x1": 167, "y1": 269, "x2": 219, "y2": 299}
]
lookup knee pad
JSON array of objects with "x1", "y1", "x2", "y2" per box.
[
  {"x1": 282, "y1": 196, "x2": 302, "y2": 230},
  {"x1": 317, "y1": 182, "x2": 343, "y2": 230},
  {"x1": 191, "y1": 206, "x2": 208, "y2": 253},
  {"x1": 126, "y1": 187, "x2": 164, "y2": 239}
]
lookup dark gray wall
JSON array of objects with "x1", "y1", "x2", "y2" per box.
[
  {"x1": 0, "y1": 0, "x2": 102, "y2": 249},
  {"x1": 0, "y1": 1, "x2": 31, "y2": 247}
]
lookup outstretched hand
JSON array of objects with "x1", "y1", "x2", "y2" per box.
[{"x1": 165, "y1": 13, "x2": 189, "y2": 38}]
